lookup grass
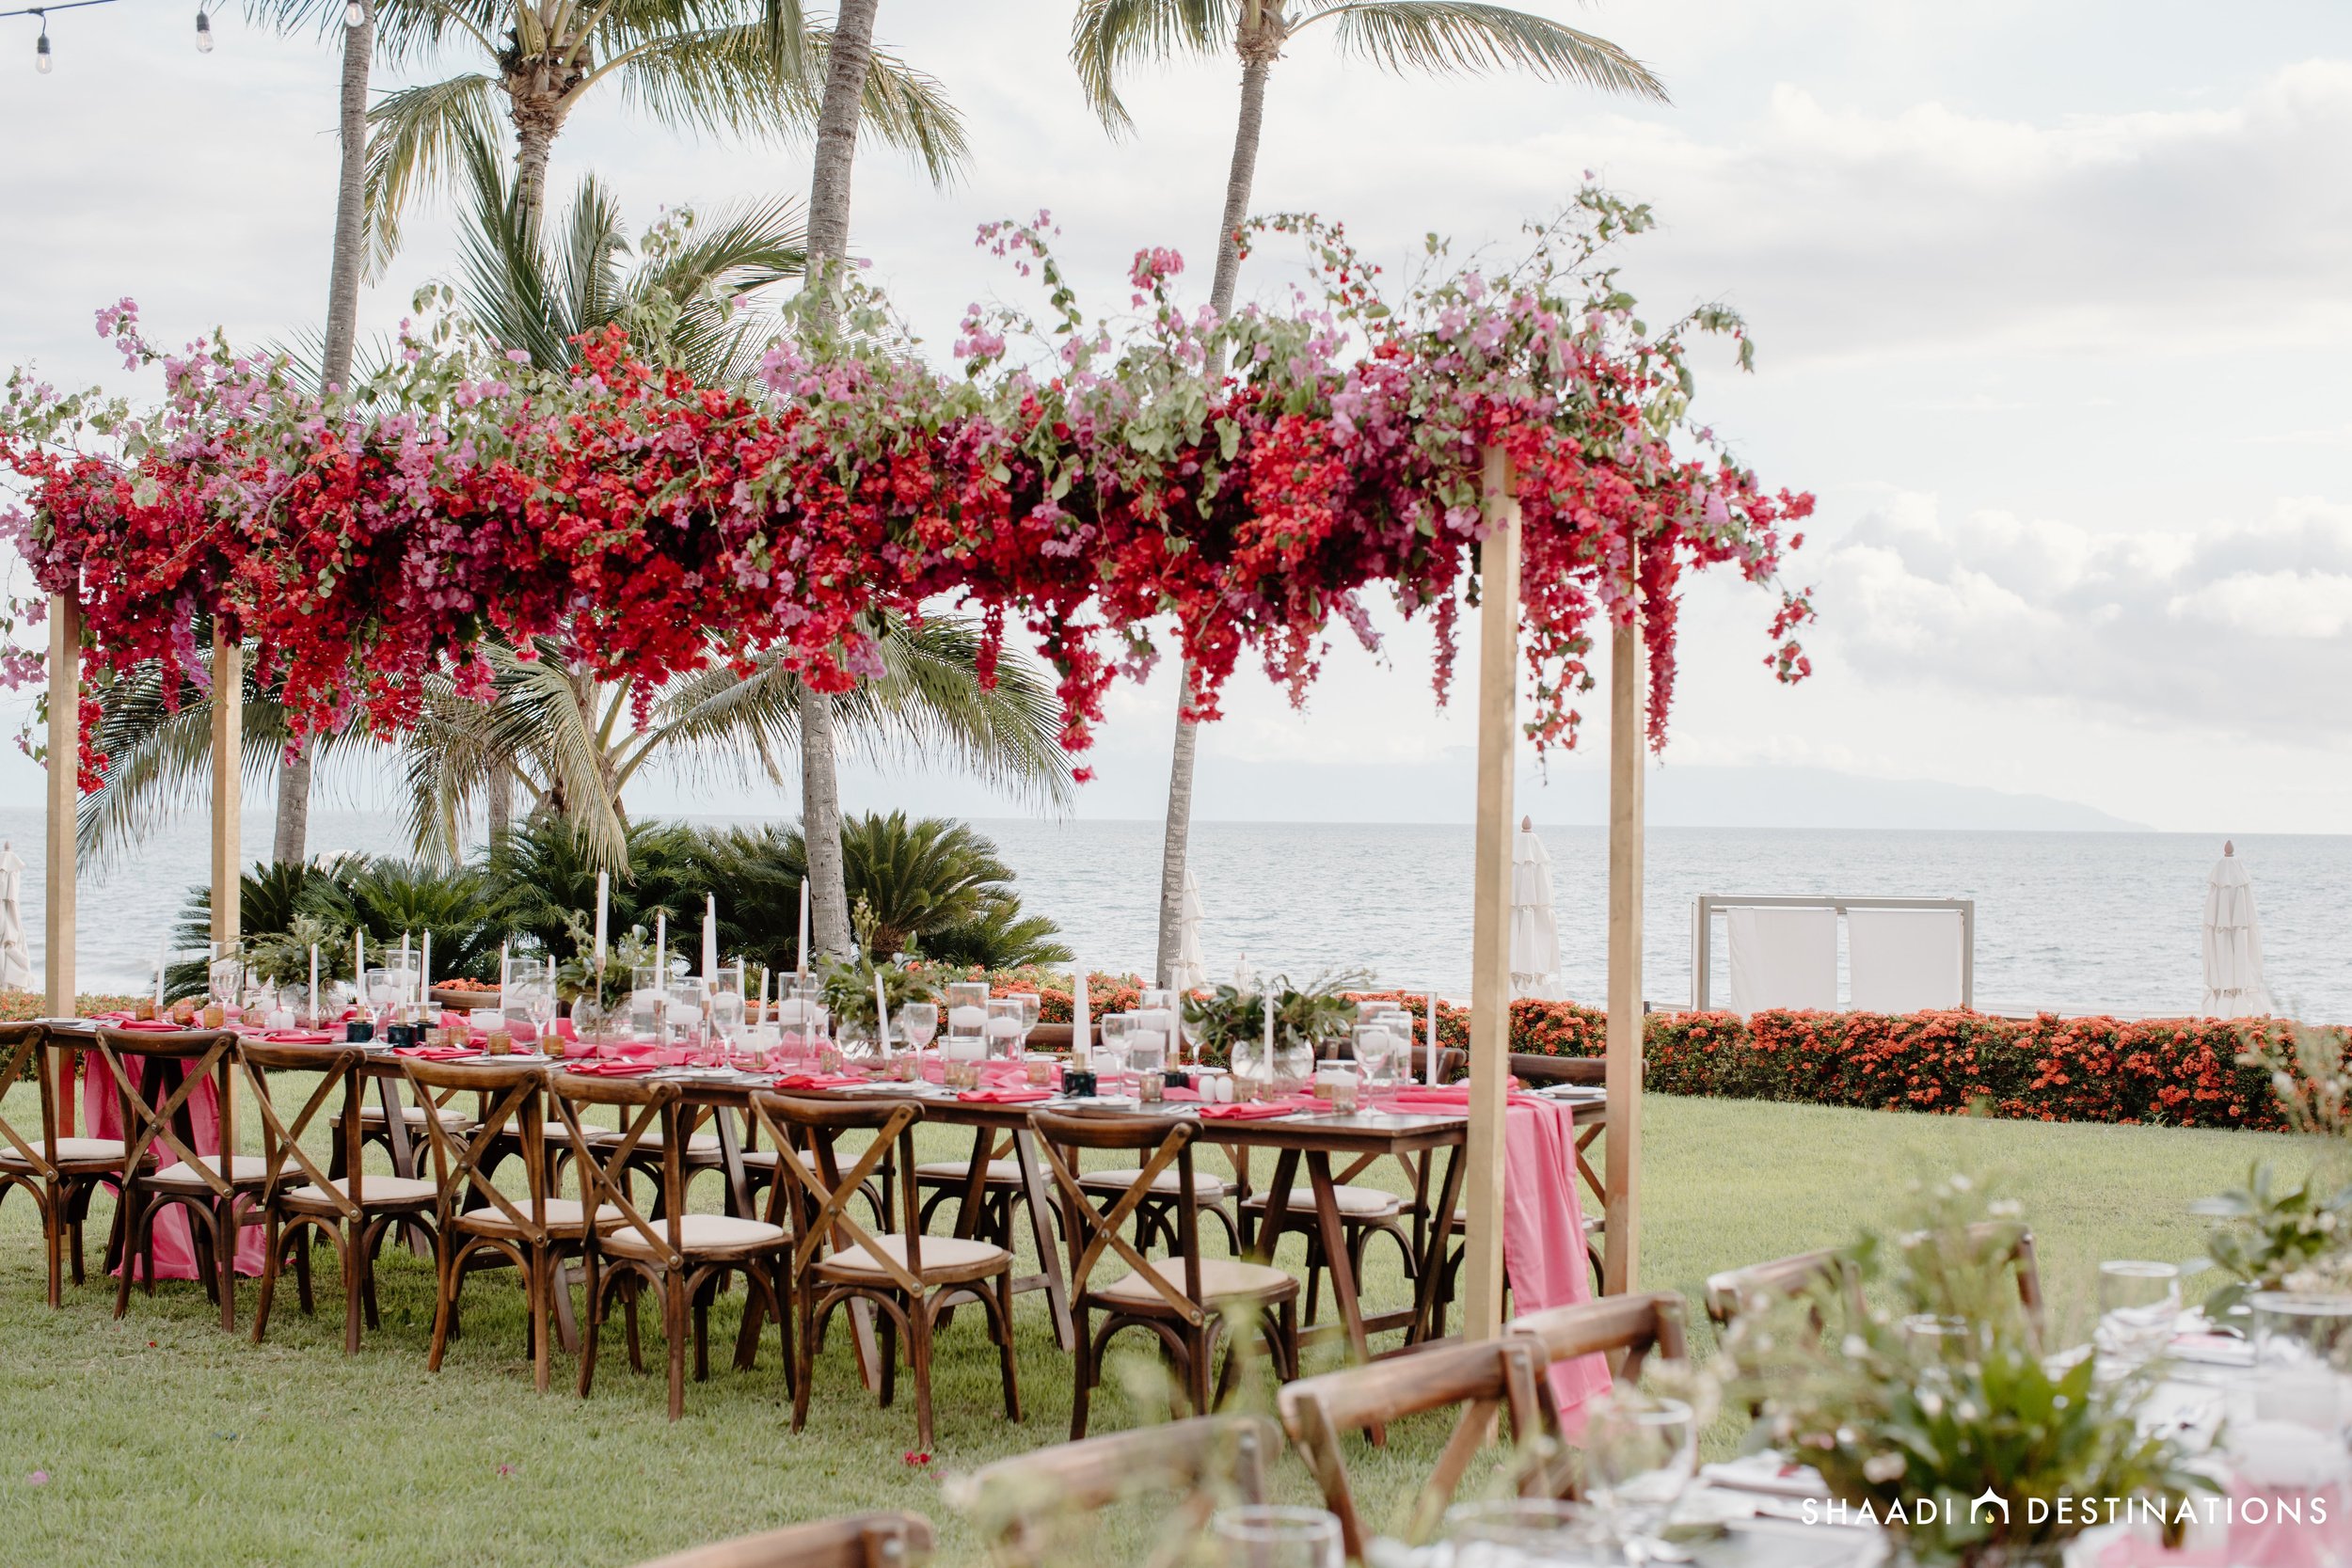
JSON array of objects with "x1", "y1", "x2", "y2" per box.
[{"x1": 0, "y1": 1085, "x2": 2316, "y2": 1567}]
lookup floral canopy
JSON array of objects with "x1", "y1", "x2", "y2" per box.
[{"x1": 0, "y1": 196, "x2": 1814, "y2": 790}]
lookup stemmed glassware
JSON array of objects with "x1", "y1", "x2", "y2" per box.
[
  {"x1": 1096, "y1": 1014, "x2": 1135, "y2": 1096},
  {"x1": 897, "y1": 1002, "x2": 938, "y2": 1074},
  {"x1": 2096, "y1": 1259, "x2": 2181, "y2": 1367},
  {"x1": 1579, "y1": 1390, "x2": 1696, "y2": 1561},
  {"x1": 1210, "y1": 1507, "x2": 1342, "y2": 1568}
]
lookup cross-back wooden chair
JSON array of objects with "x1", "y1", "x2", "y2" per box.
[
  {"x1": 753, "y1": 1093, "x2": 1022, "y2": 1452},
  {"x1": 628, "y1": 1512, "x2": 933, "y2": 1568},
  {"x1": 1279, "y1": 1335, "x2": 1553, "y2": 1561},
  {"x1": 956, "y1": 1413, "x2": 1279, "y2": 1568},
  {"x1": 914, "y1": 1130, "x2": 1031, "y2": 1245},
  {"x1": 555, "y1": 1072, "x2": 792, "y2": 1419},
  {"x1": 1900, "y1": 1219, "x2": 2047, "y2": 1350},
  {"x1": 93, "y1": 1026, "x2": 257, "y2": 1331},
  {"x1": 1502, "y1": 1291, "x2": 1692, "y2": 1497},
  {"x1": 243, "y1": 1041, "x2": 439, "y2": 1352},
  {"x1": 0, "y1": 1022, "x2": 127, "y2": 1306},
  {"x1": 1703, "y1": 1245, "x2": 1856, "y2": 1332},
  {"x1": 1029, "y1": 1107, "x2": 1299, "y2": 1441},
  {"x1": 408, "y1": 1057, "x2": 608, "y2": 1392}
]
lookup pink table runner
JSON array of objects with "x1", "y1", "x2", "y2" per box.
[
  {"x1": 1377, "y1": 1084, "x2": 1612, "y2": 1418},
  {"x1": 80, "y1": 1054, "x2": 269, "y2": 1281}
]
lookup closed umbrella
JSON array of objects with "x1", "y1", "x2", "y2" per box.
[
  {"x1": 0, "y1": 840, "x2": 31, "y2": 990},
  {"x1": 1170, "y1": 867, "x2": 1209, "y2": 993},
  {"x1": 1510, "y1": 816, "x2": 1561, "y2": 999},
  {"x1": 2202, "y1": 839, "x2": 2273, "y2": 1018}
]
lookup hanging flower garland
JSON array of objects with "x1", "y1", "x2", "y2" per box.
[{"x1": 0, "y1": 189, "x2": 1814, "y2": 789}]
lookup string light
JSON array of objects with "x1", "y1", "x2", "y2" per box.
[
  {"x1": 195, "y1": 5, "x2": 211, "y2": 51},
  {"x1": 4, "y1": 0, "x2": 126, "y2": 74}
]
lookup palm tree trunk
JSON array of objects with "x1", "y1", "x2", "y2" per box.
[
  {"x1": 486, "y1": 768, "x2": 513, "y2": 843},
  {"x1": 513, "y1": 100, "x2": 561, "y2": 235},
  {"x1": 1153, "y1": 40, "x2": 1275, "y2": 986},
  {"x1": 796, "y1": 0, "x2": 883, "y2": 959},
  {"x1": 275, "y1": 0, "x2": 373, "y2": 867}
]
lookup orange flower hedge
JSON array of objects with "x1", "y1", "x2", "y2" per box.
[{"x1": 1506, "y1": 999, "x2": 2294, "y2": 1131}]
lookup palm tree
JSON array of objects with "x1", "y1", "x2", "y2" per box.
[
  {"x1": 298, "y1": 0, "x2": 969, "y2": 257},
  {"x1": 793, "y1": 0, "x2": 885, "y2": 960},
  {"x1": 1069, "y1": 0, "x2": 1668, "y2": 986}
]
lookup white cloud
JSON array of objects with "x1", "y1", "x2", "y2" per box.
[{"x1": 1817, "y1": 493, "x2": 2352, "y2": 738}]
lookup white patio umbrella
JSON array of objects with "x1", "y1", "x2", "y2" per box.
[
  {"x1": 2202, "y1": 839, "x2": 2274, "y2": 1018},
  {"x1": 1168, "y1": 867, "x2": 1209, "y2": 994},
  {"x1": 1510, "y1": 816, "x2": 1561, "y2": 999},
  {"x1": 0, "y1": 840, "x2": 32, "y2": 990}
]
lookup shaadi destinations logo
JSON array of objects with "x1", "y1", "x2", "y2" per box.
[{"x1": 1802, "y1": 1489, "x2": 2328, "y2": 1529}]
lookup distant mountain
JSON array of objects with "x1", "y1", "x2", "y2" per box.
[{"x1": 1626, "y1": 766, "x2": 2148, "y2": 832}]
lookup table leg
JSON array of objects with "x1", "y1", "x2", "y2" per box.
[
  {"x1": 1247, "y1": 1149, "x2": 1300, "y2": 1266},
  {"x1": 714, "y1": 1106, "x2": 752, "y2": 1220},
  {"x1": 1010, "y1": 1128, "x2": 1073, "y2": 1351},
  {"x1": 1410, "y1": 1142, "x2": 1469, "y2": 1345},
  {"x1": 1304, "y1": 1153, "x2": 1372, "y2": 1365}
]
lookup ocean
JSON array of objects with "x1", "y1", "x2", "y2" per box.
[{"x1": 4, "y1": 808, "x2": 2344, "y2": 1022}]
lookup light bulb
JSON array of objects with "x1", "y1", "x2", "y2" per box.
[
  {"x1": 35, "y1": 29, "x2": 50, "y2": 72},
  {"x1": 195, "y1": 8, "x2": 214, "y2": 51},
  {"x1": 342, "y1": 0, "x2": 365, "y2": 24}
]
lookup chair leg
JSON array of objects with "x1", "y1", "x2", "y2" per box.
[
  {"x1": 664, "y1": 1274, "x2": 688, "y2": 1421},
  {"x1": 39, "y1": 1191, "x2": 64, "y2": 1307},
  {"x1": 427, "y1": 1239, "x2": 457, "y2": 1374},
  {"x1": 909, "y1": 1298, "x2": 936, "y2": 1454},
  {"x1": 113, "y1": 1188, "x2": 142, "y2": 1319},
  {"x1": 992, "y1": 1272, "x2": 1023, "y2": 1423},
  {"x1": 790, "y1": 1294, "x2": 818, "y2": 1433},
  {"x1": 531, "y1": 1251, "x2": 553, "y2": 1394},
  {"x1": 577, "y1": 1262, "x2": 603, "y2": 1400},
  {"x1": 251, "y1": 1215, "x2": 284, "y2": 1345},
  {"x1": 624, "y1": 1276, "x2": 645, "y2": 1373},
  {"x1": 691, "y1": 1281, "x2": 711, "y2": 1384},
  {"x1": 335, "y1": 1227, "x2": 364, "y2": 1354},
  {"x1": 293, "y1": 1227, "x2": 315, "y2": 1316}
]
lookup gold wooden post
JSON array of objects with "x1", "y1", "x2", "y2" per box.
[
  {"x1": 44, "y1": 595, "x2": 80, "y2": 1130},
  {"x1": 210, "y1": 632, "x2": 242, "y2": 950},
  {"x1": 1601, "y1": 615, "x2": 1645, "y2": 1295},
  {"x1": 1462, "y1": 447, "x2": 1520, "y2": 1340}
]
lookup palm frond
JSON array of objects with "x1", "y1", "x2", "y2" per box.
[
  {"x1": 362, "y1": 73, "x2": 502, "y2": 280},
  {"x1": 608, "y1": 24, "x2": 968, "y2": 186},
  {"x1": 1069, "y1": 0, "x2": 1232, "y2": 134},
  {"x1": 558, "y1": 176, "x2": 633, "y2": 348},
  {"x1": 1297, "y1": 0, "x2": 1668, "y2": 99},
  {"x1": 625, "y1": 194, "x2": 806, "y2": 384}
]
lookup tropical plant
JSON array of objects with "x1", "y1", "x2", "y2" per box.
[
  {"x1": 1182, "y1": 968, "x2": 1368, "y2": 1068},
  {"x1": 244, "y1": 0, "x2": 966, "y2": 264},
  {"x1": 485, "y1": 815, "x2": 708, "y2": 958},
  {"x1": 814, "y1": 950, "x2": 938, "y2": 1032},
  {"x1": 1721, "y1": 1176, "x2": 2207, "y2": 1566},
  {"x1": 1069, "y1": 0, "x2": 1669, "y2": 985},
  {"x1": 922, "y1": 896, "x2": 1071, "y2": 972},
  {"x1": 2192, "y1": 1162, "x2": 2352, "y2": 1320}
]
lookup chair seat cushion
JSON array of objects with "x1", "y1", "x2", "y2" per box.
[
  {"x1": 914, "y1": 1159, "x2": 1022, "y2": 1185},
  {"x1": 1080, "y1": 1166, "x2": 1229, "y2": 1199},
  {"x1": 356, "y1": 1104, "x2": 474, "y2": 1128},
  {"x1": 1094, "y1": 1257, "x2": 1297, "y2": 1309},
  {"x1": 286, "y1": 1175, "x2": 438, "y2": 1209},
  {"x1": 0, "y1": 1135, "x2": 125, "y2": 1168},
  {"x1": 815, "y1": 1233, "x2": 1010, "y2": 1285},
  {"x1": 602, "y1": 1213, "x2": 788, "y2": 1261},
  {"x1": 455, "y1": 1196, "x2": 622, "y2": 1236},
  {"x1": 1240, "y1": 1182, "x2": 1400, "y2": 1219},
  {"x1": 1450, "y1": 1210, "x2": 1601, "y2": 1235},
  {"x1": 149, "y1": 1155, "x2": 269, "y2": 1189},
  {"x1": 590, "y1": 1129, "x2": 721, "y2": 1154}
]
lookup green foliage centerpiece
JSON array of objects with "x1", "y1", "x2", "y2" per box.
[{"x1": 1720, "y1": 1177, "x2": 2206, "y2": 1568}]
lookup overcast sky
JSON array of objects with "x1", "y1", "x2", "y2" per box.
[{"x1": 5, "y1": 0, "x2": 2351, "y2": 833}]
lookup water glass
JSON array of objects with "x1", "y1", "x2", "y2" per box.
[
  {"x1": 2098, "y1": 1260, "x2": 2182, "y2": 1366},
  {"x1": 1353, "y1": 1021, "x2": 1405, "y2": 1088},
  {"x1": 1375, "y1": 1008, "x2": 1421, "y2": 1081},
  {"x1": 984, "y1": 996, "x2": 1025, "y2": 1060},
  {"x1": 1580, "y1": 1391, "x2": 1695, "y2": 1551},
  {"x1": 2253, "y1": 1291, "x2": 2352, "y2": 1373},
  {"x1": 1136, "y1": 987, "x2": 1178, "y2": 1062},
  {"x1": 365, "y1": 966, "x2": 403, "y2": 1017},
  {"x1": 1443, "y1": 1498, "x2": 1596, "y2": 1555},
  {"x1": 1210, "y1": 1506, "x2": 1343, "y2": 1568},
  {"x1": 945, "y1": 980, "x2": 989, "y2": 1056}
]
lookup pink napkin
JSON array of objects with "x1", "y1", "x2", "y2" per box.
[
  {"x1": 771, "y1": 1072, "x2": 871, "y2": 1090},
  {"x1": 563, "y1": 1061, "x2": 657, "y2": 1078},
  {"x1": 115, "y1": 1018, "x2": 186, "y2": 1033},
  {"x1": 392, "y1": 1046, "x2": 483, "y2": 1061},
  {"x1": 262, "y1": 1030, "x2": 337, "y2": 1045},
  {"x1": 1198, "y1": 1100, "x2": 1312, "y2": 1121},
  {"x1": 958, "y1": 1086, "x2": 1053, "y2": 1104}
]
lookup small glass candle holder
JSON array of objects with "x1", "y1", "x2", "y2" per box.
[{"x1": 984, "y1": 997, "x2": 1025, "y2": 1061}]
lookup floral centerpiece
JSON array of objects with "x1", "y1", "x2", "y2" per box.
[
  {"x1": 1183, "y1": 969, "x2": 1366, "y2": 1084},
  {"x1": 1721, "y1": 1177, "x2": 2206, "y2": 1568},
  {"x1": 816, "y1": 953, "x2": 940, "y2": 1042}
]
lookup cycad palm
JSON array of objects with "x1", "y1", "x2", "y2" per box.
[{"x1": 1069, "y1": 0, "x2": 1667, "y2": 986}]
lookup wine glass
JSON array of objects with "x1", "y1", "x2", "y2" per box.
[
  {"x1": 1210, "y1": 1507, "x2": 1342, "y2": 1568},
  {"x1": 1097, "y1": 1014, "x2": 1135, "y2": 1094},
  {"x1": 1009, "y1": 990, "x2": 1041, "y2": 1053},
  {"x1": 898, "y1": 1001, "x2": 938, "y2": 1056},
  {"x1": 1353, "y1": 1021, "x2": 1404, "y2": 1089},
  {"x1": 1580, "y1": 1391, "x2": 1695, "y2": 1560},
  {"x1": 1375, "y1": 1008, "x2": 1420, "y2": 1083},
  {"x1": 2097, "y1": 1260, "x2": 2181, "y2": 1367}
]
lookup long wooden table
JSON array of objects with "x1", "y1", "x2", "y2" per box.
[{"x1": 41, "y1": 1021, "x2": 1610, "y2": 1373}]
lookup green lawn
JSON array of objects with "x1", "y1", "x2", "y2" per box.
[{"x1": 0, "y1": 1088, "x2": 2312, "y2": 1567}]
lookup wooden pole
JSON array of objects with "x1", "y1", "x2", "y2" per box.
[
  {"x1": 1462, "y1": 447, "x2": 1520, "y2": 1340},
  {"x1": 43, "y1": 595, "x2": 79, "y2": 1130},
  {"x1": 211, "y1": 632, "x2": 242, "y2": 950},
  {"x1": 1601, "y1": 614, "x2": 1645, "y2": 1295}
]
